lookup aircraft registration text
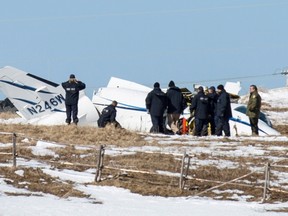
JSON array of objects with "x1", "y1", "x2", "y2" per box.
[{"x1": 27, "y1": 94, "x2": 65, "y2": 115}]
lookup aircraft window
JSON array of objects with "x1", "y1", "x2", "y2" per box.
[
  {"x1": 234, "y1": 106, "x2": 246, "y2": 114},
  {"x1": 234, "y1": 106, "x2": 272, "y2": 127}
]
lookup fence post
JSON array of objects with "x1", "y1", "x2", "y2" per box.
[
  {"x1": 95, "y1": 145, "x2": 105, "y2": 182},
  {"x1": 180, "y1": 151, "x2": 189, "y2": 190},
  {"x1": 262, "y1": 163, "x2": 270, "y2": 203},
  {"x1": 12, "y1": 133, "x2": 17, "y2": 168},
  {"x1": 184, "y1": 156, "x2": 191, "y2": 178}
]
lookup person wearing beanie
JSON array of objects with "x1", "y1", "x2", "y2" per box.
[
  {"x1": 62, "y1": 74, "x2": 86, "y2": 125},
  {"x1": 166, "y1": 80, "x2": 186, "y2": 134},
  {"x1": 145, "y1": 82, "x2": 168, "y2": 133},
  {"x1": 217, "y1": 84, "x2": 224, "y2": 91},
  {"x1": 215, "y1": 84, "x2": 232, "y2": 136},
  {"x1": 154, "y1": 82, "x2": 160, "y2": 88},
  {"x1": 168, "y1": 80, "x2": 175, "y2": 88},
  {"x1": 207, "y1": 86, "x2": 218, "y2": 135},
  {"x1": 190, "y1": 86, "x2": 210, "y2": 136},
  {"x1": 209, "y1": 86, "x2": 215, "y2": 92},
  {"x1": 246, "y1": 85, "x2": 261, "y2": 136}
]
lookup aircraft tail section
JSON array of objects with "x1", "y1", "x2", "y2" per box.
[
  {"x1": 0, "y1": 66, "x2": 65, "y2": 120},
  {"x1": 0, "y1": 66, "x2": 99, "y2": 126}
]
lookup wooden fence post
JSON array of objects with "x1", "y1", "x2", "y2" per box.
[
  {"x1": 262, "y1": 163, "x2": 270, "y2": 203},
  {"x1": 95, "y1": 145, "x2": 105, "y2": 182},
  {"x1": 180, "y1": 151, "x2": 190, "y2": 190},
  {"x1": 12, "y1": 133, "x2": 17, "y2": 168}
]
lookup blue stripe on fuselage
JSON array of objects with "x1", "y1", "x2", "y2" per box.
[
  {"x1": 0, "y1": 80, "x2": 54, "y2": 94},
  {"x1": 230, "y1": 117, "x2": 268, "y2": 135},
  {"x1": 13, "y1": 98, "x2": 37, "y2": 105}
]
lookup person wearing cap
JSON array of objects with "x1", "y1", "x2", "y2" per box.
[
  {"x1": 207, "y1": 86, "x2": 218, "y2": 135},
  {"x1": 246, "y1": 85, "x2": 261, "y2": 135},
  {"x1": 145, "y1": 82, "x2": 168, "y2": 133},
  {"x1": 190, "y1": 86, "x2": 210, "y2": 136},
  {"x1": 166, "y1": 80, "x2": 186, "y2": 134},
  {"x1": 215, "y1": 84, "x2": 232, "y2": 136},
  {"x1": 97, "y1": 100, "x2": 119, "y2": 128},
  {"x1": 62, "y1": 74, "x2": 86, "y2": 125}
]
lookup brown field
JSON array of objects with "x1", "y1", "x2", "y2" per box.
[{"x1": 0, "y1": 119, "x2": 288, "y2": 204}]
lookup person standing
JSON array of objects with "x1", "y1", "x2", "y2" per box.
[
  {"x1": 166, "y1": 80, "x2": 186, "y2": 133},
  {"x1": 62, "y1": 74, "x2": 86, "y2": 125},
  {"x1": 190, "y1": 86, "x2": 210, "y2": 136},
  {"x1": 145, "y1": 82, "x2": 168, "y2": 133},
  {"x1": 215, "y1": 84, "x2": 232, "y2": 137},
  {"x1": 246, "y1": 85, "x2": 262, "y2": 135},
  {"x1": 97, "y1": 100, "x2": 119, "y2": 128},
  {"x1": 207, "y1": 86, "x2": 218, "y2": 135}
]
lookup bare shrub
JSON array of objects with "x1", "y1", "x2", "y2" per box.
[{"x1": 0, "y1": 112, "x2": 18, "y2": 119}]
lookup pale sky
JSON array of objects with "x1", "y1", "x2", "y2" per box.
[{"x1": 0, "y1": 0, "x2": 287, "y2": 98}]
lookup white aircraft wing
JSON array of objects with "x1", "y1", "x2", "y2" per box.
[
  {"x1": 107, "y1": 77, "x2": 152, "y2": 92},
  {"x1": 0, "y1": 66, "x2": 98, "y2": 126},
  {"x1": 225, "y1": 81, "x2": 241, "y2": 96}
]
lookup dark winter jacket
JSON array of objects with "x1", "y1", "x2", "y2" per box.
[
  {"x1": 190, "y1": 91, "x2": 209, "y2": 119},
  {"x1": 62, "y1": 80, "x2": 86, "y2": 105},
  {"x1": 145, "y1": 87, "x2": 168, "y2": 116},
  {"x1": 207, "y1": 92, "x2": 218, "y2": 116},
  {"x1": 166, "y1": 86, "x2": 186, "y2": 114},
  {"x1": 246, "y1": 91, "x2": 261, "y2": 118},
  {"x1": 97, "y1": 104, "x2": 117, "y2": 127},
  {"x1": 215, "y1": 90, "x2": 232, "y2": 119}
]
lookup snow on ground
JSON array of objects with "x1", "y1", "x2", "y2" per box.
[
  {"x1": 1, "y1": 181, "x2": 288, "y2": 216},
  {"x1": 261, "y1": 87, "x2": 288, "y2": 109},
  {"x1": 240, "y1": 87, "x2": 288, "y2": 124},
  {"x1": 1, "y1": 137, "x2": 288, "y2": 215}
]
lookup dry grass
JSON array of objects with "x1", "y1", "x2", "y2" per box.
[
  {"x1": 0, "y1": 112, "x2": 19, "y2": 119},
  {"x1": 0, "y1": 123, "x2": 146, "y2": 147},
  {"x1": 274, "y1": 125, "x2": 288, "y2": 136},
  {"x1": 0, "y1": 167, "x2": 88, "y2": 198},
  {"x1": 0, "y1": 122, "x2": 288, "y2": 203}
]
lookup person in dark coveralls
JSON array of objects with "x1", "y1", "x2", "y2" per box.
[
  {"x1": 215, "y1": 84, "x2": 232, "y2": 137},
  {"x1": 190, "y1": 86, "x2": 210, "y2": 136},
  {"x1": 246, "y1": 85, "x2": 262, "y2": 136},
  {"x1": 207, "y1": 86, "x2": 218, "y2": 135},
  {"x1": 62, "y1": 74, "x2": 86, "y2": 125},
  {"x1": 166, "y1": 80, "x2": 186, "y2": 133},
  {"x1": 97, "y1": 100, "x2": 118, "y2": 128},
  {"x1": 145, "y1": 82, "x2": 168, "y2": 133}
]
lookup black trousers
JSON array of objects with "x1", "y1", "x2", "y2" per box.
[
  {"x1": 65, "y1": 104, "x2": 79, "y2": 124},
  {"x1": 150, "y1": 115, "x2": 164, "y2": 133},
  {"x1": 208, "y1": 115, "x2": 216, "y2": 135},
  {"x1": 194, "y1": 118, "x2": 208, "y2": 136},
  {"x1": 215, "y1": 116, "x2": 230, "y2": 137},
  {"x1": 249, "y1": 117, "x2": 259, "y2": 135}
]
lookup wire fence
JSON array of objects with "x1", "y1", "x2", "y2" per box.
[{"x1": 0, "y1": 131, "x2": 288, "y2": 203}]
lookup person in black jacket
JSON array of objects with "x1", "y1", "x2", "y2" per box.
[
  {"x1": 215, "y1": 84, "x2": 232, "y2": 136},
  {"x1": 207, "y1": 86, "x2": 218, "y2": 135},
  {"x1": 62, "y1": 74, "x2": 86, "y2": 125},
  {"x1": 97, "y1": 101, "x2": 118, "y2": 128},
  {"x1": 190, "y1": 86, "x2": 210, "y2": 136},
  {"x1": 166, "y1": 81, "x2": 186, "y2": 133},
  {"x1": 145, "y1": 82, "x2": 168, "y2": 133}
]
